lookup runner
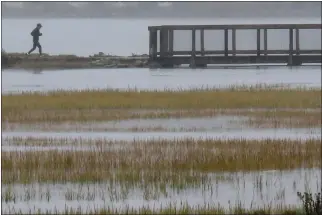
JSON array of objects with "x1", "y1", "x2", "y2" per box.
[{"x1": 27, "y1": 23, "x2": 43, "y2": 55}]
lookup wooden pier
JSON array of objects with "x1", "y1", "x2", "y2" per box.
[{"x1": 148, "y1": 24, "x2": 322, "y2": 68}]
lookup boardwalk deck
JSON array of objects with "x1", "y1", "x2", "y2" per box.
[{"x1": 148, "y1": 24, "x2": 322, "y2": 68}]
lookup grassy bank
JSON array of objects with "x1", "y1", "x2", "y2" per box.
[
  {"x1": 2, "y1": 138, "x2": 320, "y2": 184},
  {"x1": 3, "y1": 88, "x2": 320, "y2": 110},
  {"x1": 2, "y1": 52, "x2": 149, "y2": 69}
]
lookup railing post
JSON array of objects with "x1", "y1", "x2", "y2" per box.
[
  {"x1": 257, "y1": 29, "x2": 261, "y2": 57},
  {"x1": 164, "y1": 28, "x2": 169, "y2": 56},
  {"x1": 232, "y1": 29, "x2": 236, "y2": 56},
  {"x1": 149, "y1": 29, "x2": 152, "y2": 59},
  {"x1": 224, "y1": 29, "x2": 228, "y2": 57},
  {"x1": 288, "y1": 28, "x2": 294, "y2": 66},
  {"x1": 159, "y1": 29, "x2": 163, "y2": 57},
  {"x1": 160, "y1": 28, "x2": 169, "y2": 57},
  {"x1": 190, "y1": 28, "x2": 196, "y2": 68},
  {"x1": 169, "y1": 29, "x2": 174, "y2": 56},
  {"x1": 200, "y1": 29, "x2": 205, "y2": 56},
  {"x1": 264, "y1": 28, "x2": 268, "y2": 58},
  {"x1": 294, "y1": 28, "x2": 301, "y2": 66},
  {"x1": 295, "y1": 28, "x2": 300, "y2": 56},
  {"x1": 149, "y1": 28, "x2": 157, "y2": 61}
]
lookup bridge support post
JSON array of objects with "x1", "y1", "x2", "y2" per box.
[
  {"x1": 149, "y1": 29, "x2": 158, "y2": 61},
  {"x1": 288, "y1": 28, "x2": 294, "y2": 66},
  {"x1": 169, "y1": 29, "x2": 174, "y2": 57},
  {"x1": 190, "y1": 28, "x2": 196, "y2": 68},
  {"x1": 232, "y1": 29, "x2": 236, "y2": 57},
  {"x1": 293, "y1": 28, "x2": 302, "y2": 66},
  {"x1": 200, "y1": 29, "x2": 205, "y2": 56},
  {"x1": 224, "y1": 29, "x2": 228, "y2": 57},
  {"x1": 160, "y1": 28, "x2": 174, "y2": 68},
  {"x1": 257, "y1": 29, "x2": 261, "y2": 57},
  {"x1": 264, "y1": 28, "x2": 268, "y2": 61}
]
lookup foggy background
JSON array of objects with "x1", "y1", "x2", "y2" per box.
[{"x1": 2, "y1": 2, "x2": 321, "y2": 18}]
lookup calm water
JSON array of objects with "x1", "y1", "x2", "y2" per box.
[
  {"x1": 2, "y1": 169, "x2": 321, "y2": 213},
  {"x1": 2, "y1": 66, "x2": 321, "y2": 93},
  {"x1": 2, "y1": 116, "x2": 248, "y2": 132},
  {"x1": 2, "y1": 128, "x2": 321, "y2": 142},
  {"x1": 2, "y1": 18, "x2": 321, "y2": 56}
]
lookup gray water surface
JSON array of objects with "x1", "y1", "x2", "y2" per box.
[
  {"x1": 2, "y1": 168, "x2": 320, "y2": 213},
  {"x1": 2, "y1": 116, "x2": 250, "y2": 132},
  {"x1": 2, "y1": 128, "x2": 321, "y2": 141},
  {"x1": 2, "y1": 67, "x2": 321, "y2": 93}
]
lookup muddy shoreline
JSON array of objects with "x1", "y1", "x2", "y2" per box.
[{"x1": 1, "y1": 52, "x2": 151, "y2": 70}]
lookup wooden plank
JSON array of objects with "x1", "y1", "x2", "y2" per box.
[
  {"x1": 156, "y1": 49, "x2": 321, "y2": 56},
  {"x1": 232, "y1": 29, "x2": 236, "y2": 56},
  {"x1": 224, "y1": 29, "x2": 228, "y2": 57},
  {"x1": 156, "y1": 55, "x2": 322, "y2": 65},
  {"x1": 149, "y1": 24, "x2": 322, "y2": 31},
  {"x1": 200, "y1": 29, "x2": 205, "y2": 56}
]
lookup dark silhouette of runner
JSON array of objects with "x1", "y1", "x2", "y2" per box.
[{"x1": 27, "y1": 23, "x2": 43, "y2": 55}]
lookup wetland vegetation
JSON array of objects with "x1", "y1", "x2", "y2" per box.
[
  {"x1": 2, "y1": 86, "x2": 321, "y2": 124},
  {"x1": 2, "y1": 138, "x2": 320, "y2": 184},
  {"x1": 2, "y1": 85, "x2": 321, "y2": 214}
]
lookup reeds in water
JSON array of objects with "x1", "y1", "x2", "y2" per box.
[{"x1": 2, "y1": 138, "x2": 320, "y2": 184}]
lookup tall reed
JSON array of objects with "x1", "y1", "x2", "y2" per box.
[{"x1": 2, "y1": 138, "x2": 320, "y2": 184}]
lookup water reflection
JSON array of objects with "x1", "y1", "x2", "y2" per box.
[{"x1": 2, "y1": 168, "x2": 320, "y2": 213}]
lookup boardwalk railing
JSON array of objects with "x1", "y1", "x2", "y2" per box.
[{"x1": 148, "y1": 24, "x2": 322, "y2": 67}]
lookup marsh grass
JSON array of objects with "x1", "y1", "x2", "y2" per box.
[
  {"x1": 2, "y1": 186, "x2": 17, "y2": 203},
  {"x1": 3, "y1": 110, "x2": 321, "y2": 132},
  {"x1": 2, "y1": 203, "x2": 303, "y2": 215},
  {"x1": 2, "y1": 138, "x2": 320, "y2": 184},
  {"x1": 2, "y1": 106, "x2": 321, "y2": 123},
  {"x1": 244, "y1": 114, "x2": 321, "y2": 128},
  {"x1": 3, "y1": 87, "x2": 320, "y2": 114}
]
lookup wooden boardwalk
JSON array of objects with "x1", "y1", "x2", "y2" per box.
[{"x1": 148, "y1": 24, "x2": 322, "y2": 68}]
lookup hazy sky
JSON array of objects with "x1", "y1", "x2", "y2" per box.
[{"x1": 2, "y1": 2, "x2": 321, "y2": 18}]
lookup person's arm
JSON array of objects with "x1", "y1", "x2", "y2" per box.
[
  {"x1": 31, "y1": 29, "x2": 42, "y2": 36},
  {"x1": 30, "y1": 28, "x2": 36, "y2": 36}
]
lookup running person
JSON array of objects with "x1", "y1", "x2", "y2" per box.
[{"x1": 27, "y1": 23, "x2": 43, "y2": 55}]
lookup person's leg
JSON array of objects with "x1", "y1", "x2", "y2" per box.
[
  {"x1": 28, "y1": 42, "x2": 37, "y2": 54},
  {"x1": 36, "y1": 42, "x2": 42, "y2": 55}
]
